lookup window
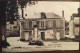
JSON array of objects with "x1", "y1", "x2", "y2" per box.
[
  {"x1": 13, "y1": 26, "x2": 17, "y2": 28},
  {"x1": 41, "y1": 21, "x2": 44, "y2": 27},
  {"x1": 60, "y1": 20, "x2": 63, "y2": 28},
  {"x1": 56, "y1": 19, "x2": 60, "y2": 28},
  {"x1": 39, "y1": 21, "x2": 46, "y2": 29},
  {"x1": 74, "y1": 18, "x2": 79, "y2": 24},
  {"x1": 32, "y1": 21, "x2": 37, "y2": 28},
  {"x1": 7, "y1": 29, "x2": 9, "y2": 31},
  {"x1": 25, "y1": 14, "x2": 27, "y2": 16},
  {"x1": 53, "y1": 20, "x2": 56, "y2": 28},
  {"x1": 21, "y1": 21, "x2": 24, "y2": 25},
  {"x1": 26, "y1": 21, "x2": 29, "y2": 29},
  {"x1": 10, "y1": 27, "x2": 12, "y2": 29},
  {"x1": 47, "y1": 20, "x2": 53, "y2": 28},
  {"x1": 41, "y1": 12, "x2": 46, "y2": 18}
]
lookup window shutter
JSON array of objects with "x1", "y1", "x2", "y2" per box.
[
  {"x1": 53, "y1": 20, "x2": 56, "y2": 28},
  {"x1": 26, "y1": 21, "x2": 29, "y2": 29},
  {"x1": 29, "y1": 21, "x2": 32, "y2": 29},
  {"x1": 56, "y1": 20, "x2": 60, "y2": 28},
  {"x1": 47, "y1": 21, "x2": 53, "y2": 29},
  {"x1": 60, "y1": 20, "x2": 63, "y2": 28}
]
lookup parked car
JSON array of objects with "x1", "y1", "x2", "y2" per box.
[{"x1": 29, "y1": 40, "x2": 44, "y2": 46}]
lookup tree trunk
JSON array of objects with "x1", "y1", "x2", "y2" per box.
[{"x1": 2, "y1": 25, "x2": 7, "y2": 42}]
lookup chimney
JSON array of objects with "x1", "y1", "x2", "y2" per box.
[
  {"x1": 41, "y1": 12, "x2": 47, "y2": 18},
  {"x1": 77, "y1": 3, "x2": 80, "y2": 16},
  {"x1": 62, "y1": 10, "x2": 64, "y2": 17}
]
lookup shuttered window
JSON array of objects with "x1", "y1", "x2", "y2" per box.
[
  {"x1": 47, "y1": 20, "x2": 53, "y2": 29},
  {"x1": 32, "y1": 21, "x2": 37, "y2": 28},
  {"x1": 60, "y1": 20, "x2": 63, "y2": 28},
  {"x1": 41, "y1": 21, "x2": 44, "y2": 28},
  {"x1": 53, "y1": 20, "x2": 56, "y2": 28},
  {"x1": 25, "y1": 21, "x2": 29, "y2": 29},
  {"x1": 74, "y1": 27, "x2": 79, "y2": 35},
  {"x1": 56, "y1": 19, "x2": 60, "y2": 28},
  {"x1": 39, "y1": 21, "x2": 46, "y2": 29}
]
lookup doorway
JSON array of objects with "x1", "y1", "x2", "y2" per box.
[
  {"x1": 41, "y1": 32, "x2": 45, "y2": 40},
  {"x1": 24, "y1": 31, "x2": 32, "y2": 41},
  {"x1": 24, "y1": 32, "x2": 29, "y2": 40}
]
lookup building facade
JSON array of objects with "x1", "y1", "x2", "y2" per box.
[
  {"x1": 69, "y1": 8, "x2": 80, "y2": 39},
  {"x1": 19, "y1": 13, "x2": 65, "y2": 41},
  {"x1": 6, "y1": 21, "x2": 19, "y2": 37},
  {"x1": 69, "y1": 14, "x2": 80, "y2": 39}
]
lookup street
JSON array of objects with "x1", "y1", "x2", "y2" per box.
[{"x1": 2, "y1": 37, "x2": 79, "y2": 52}]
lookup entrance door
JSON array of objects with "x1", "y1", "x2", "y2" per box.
[
  {"x1": 41, "y1": 32, "x2": 45, "y2": 40},
  {"x1": 56, "y1": 32, "x2": 60, "y2": 40},
  {"x1": 25, "y1": 32, "x2": 29, "y2": 40}
]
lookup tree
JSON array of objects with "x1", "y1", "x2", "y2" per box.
[
  {"x1": 1, "y1": 1, "x2": 38, "y2": 46},
  {"x1": 6, "y1": 1, "x2": 19, "y2": 24},
  {"x1": 1, "y1": 1, "x2": 8, "y2": 42},
  {"x1": 1, "y1": 1, "x2": 10, "y2": 47},
  {"x1": 18, "y1": 1, "x2": 28, "y2": 19},
  {"x1": 5, "y1": 1, "x2": 38, "y2": 24}
]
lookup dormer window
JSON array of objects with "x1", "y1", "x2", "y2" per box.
[{"x1": 41, "y1": 12, "x2": 47, "y2": 18}]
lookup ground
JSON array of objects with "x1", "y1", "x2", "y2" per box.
[{"x1": 2, "y1": 37, "x2": 79, "y2": 52}]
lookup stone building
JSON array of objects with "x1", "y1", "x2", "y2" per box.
[
  {"x1": 69, "y1": 8, "x2": 80, "y2": 39},
  {"x1": 6, "y1": 21, "x2": 19, "y2": 37},
  {"x1": 19, "y1": 12, "x2": 65, "y2": 41}
]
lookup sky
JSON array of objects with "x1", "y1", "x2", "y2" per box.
[{"x1": 19, "y1": 1, "x2": 79, "y2": 22}]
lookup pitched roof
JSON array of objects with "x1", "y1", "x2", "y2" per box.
[
  {"x1": 25, "y1": 12, "x2": 64, "y2": 19},
  {"x1": 45, "y1": 12, "x2": 63, "y2": 18}
]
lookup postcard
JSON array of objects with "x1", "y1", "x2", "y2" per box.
[{"x1": 1, "y1": 1, "x2": 79, "y2": 52}]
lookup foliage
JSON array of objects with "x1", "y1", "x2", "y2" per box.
[
  {"x1": 6, "y1": 1, "x2": 19, "y2": 24},
  {"x1": 5, "y1": 1, "x2": 37, "y2": 24}
]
